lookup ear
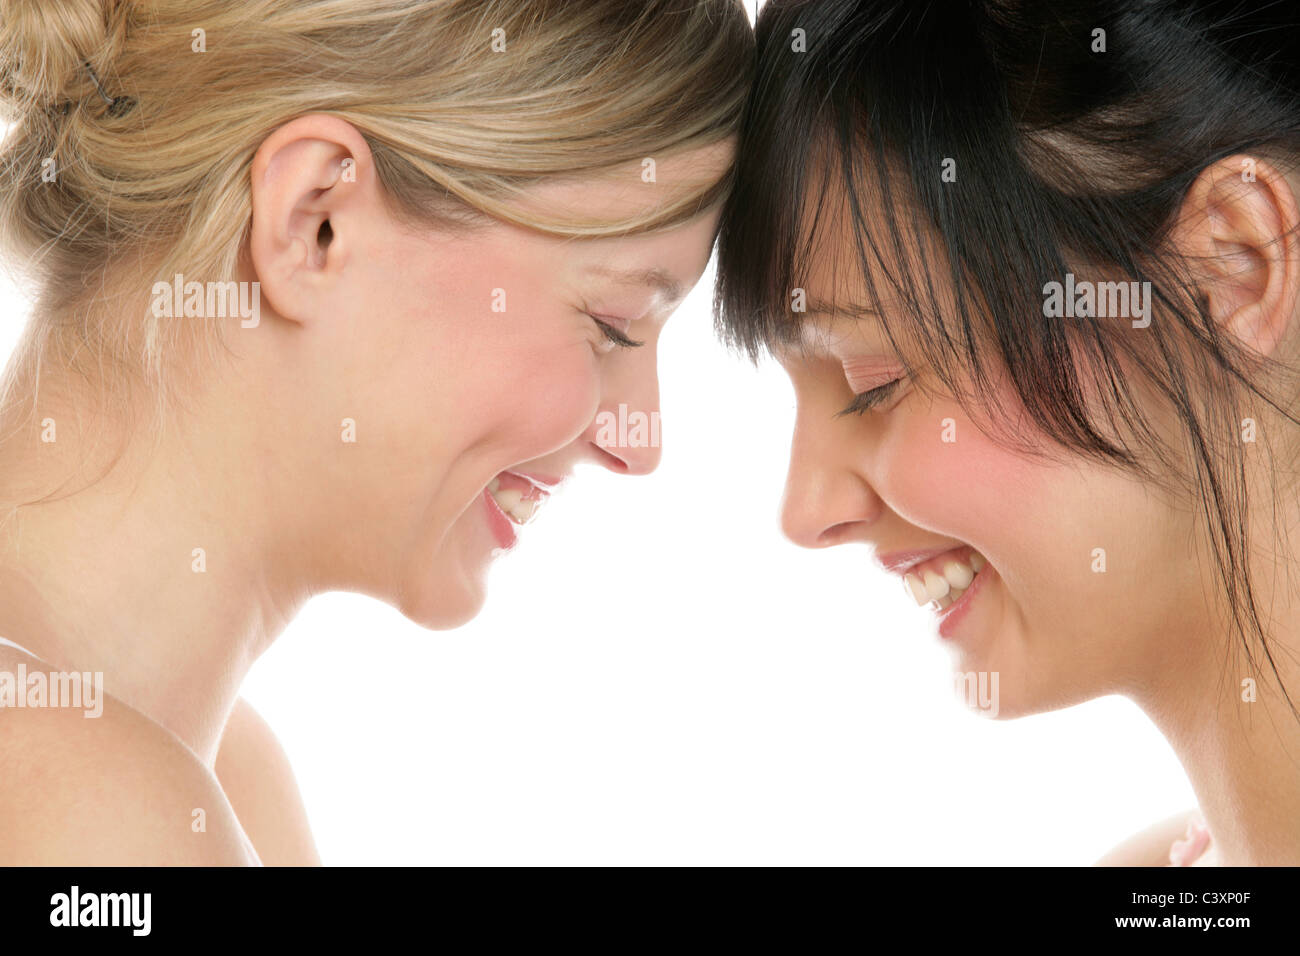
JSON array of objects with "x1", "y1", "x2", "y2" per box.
[
  {"x1": 247, "y1": 114, "x2": 377, "y2": 326},
  {"x1": 1171, "y1": 154, "x2": 1300, "y2": 357}
]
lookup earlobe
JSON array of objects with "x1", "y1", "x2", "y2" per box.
[
  {"x1": 1176, "y1": 155, "x2": 1300, "y2": 357},
  {"x1": 246, "y1": 114, "x2": 374, "y2": 326}
]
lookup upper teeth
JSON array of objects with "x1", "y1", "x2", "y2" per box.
[
  {"x1": 904, "y1": 551, "x2": 986, "y2": 608},
  {"x1": 489, "y1": 478, "x2": 541, "y2": 524},
  {"x1": 944, "y1": 560, "x2": 973, "y2": 589}
]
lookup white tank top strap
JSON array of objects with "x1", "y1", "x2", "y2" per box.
[{"x1": 0, "y1": 635, "x2": 43, "y2": 660}]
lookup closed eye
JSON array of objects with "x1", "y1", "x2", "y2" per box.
[
  {"x1": 836, "y1": 378, "x2": 902, "y2": 417},
  {"x1": 590, "y1": 315, "x2": 644, "y2": 349}
]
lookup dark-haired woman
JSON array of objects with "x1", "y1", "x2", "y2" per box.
[{"x1": 715, "y1": 0, "x2": 1300, "y2": 864}]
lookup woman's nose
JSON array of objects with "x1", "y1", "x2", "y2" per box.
[
  {"x1": 780, "y1": 417, "x2": 881, "y2": 548},
  {"x1": 585, "y1": 397, "x2": 663, "y2": 475},
  {"x1": 585, "y1": 354, "x2": 663, "y2": 475}
]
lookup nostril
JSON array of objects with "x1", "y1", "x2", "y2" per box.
[
  {"x1": 816, "y1": 522, "x2": 858, "y2": 546},
  {"x1": 589, "y1": 442, "x2": 629, "y2": 472}
]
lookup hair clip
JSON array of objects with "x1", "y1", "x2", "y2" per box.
[{"x1": 83, "y1": 61, "x2": 134, "y2": 117}]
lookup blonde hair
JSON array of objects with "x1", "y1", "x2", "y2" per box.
[{"x1": 0, "y1": 0, "x2": 752, "y2": 411}]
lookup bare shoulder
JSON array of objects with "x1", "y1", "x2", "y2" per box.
[
  {"x1": 215, "y1": 697, "x2": 321, "y2": 866},
  {"x1": 0, "y1": 652, "x2": 258, "y2": 865},
  {"x1": 1095, "y1": 808, "x2": 1202, "y2": 867}
]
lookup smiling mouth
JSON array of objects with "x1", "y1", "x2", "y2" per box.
[
  {"x1": 487, "y1": 472, "x2": 547, "y2": 524},
  {"x1": 898, "y1": 546, "x2": 988, "y2": 611}
]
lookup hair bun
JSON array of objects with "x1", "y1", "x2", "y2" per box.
[{"x1": 0, "y1": 0, "x2": 127, "y2": 117}]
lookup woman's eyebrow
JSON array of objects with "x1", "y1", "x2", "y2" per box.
[
  {"x1": 796, "y1": 302, "x2": 893, "y2": 355},
  {"x1": 586, "y1": 265, "x2": 685, "y2": 305}
]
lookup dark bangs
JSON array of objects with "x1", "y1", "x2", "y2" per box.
[{"x1": 714, "y1": 0, "x2": 1300, "y2": 720}]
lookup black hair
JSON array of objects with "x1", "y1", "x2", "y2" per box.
[{"x1": 714, "y1": 0, "x2": 1300, "y2": 720}]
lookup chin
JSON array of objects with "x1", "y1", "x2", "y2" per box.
[
  {"x1": 394, "y1": 561, "x2": 489, "y2": 631},
  {"x1": 405, "y1": 596, "x2": 484, "y2": 631},
  {"x1": 954, "y1": 659, "x2": 1101, "y2": 721},
  {"x1": 947, "y1": 644, "x2": 1066, "y2": 721}
]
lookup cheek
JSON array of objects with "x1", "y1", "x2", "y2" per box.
[
  {"x1": 388, "y1": 240, "x2": 602, "y2": 457},
  {"x1": 878, "y1": 391, "x2": 1183, "y2": 633},
  {"x1": 876, "y1": 394, "x2": 1052, "y2": 552},
  {"x1": 462, "y1": 343, "x2": 600, "y2": 455}
]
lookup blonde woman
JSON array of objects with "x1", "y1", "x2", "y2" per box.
[{"x1": 0, "y1": 0, "x2": 752, "y2": 864}]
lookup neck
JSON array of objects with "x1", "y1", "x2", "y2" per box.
[
  {"x1": 1135, "y1": 565, "x2": 1300, "y2": 865},
  {"x1": 0, "y1": 363, "x2": 314, "y2": 763}
]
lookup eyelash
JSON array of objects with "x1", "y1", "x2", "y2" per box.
[
  {"x1": 837, "y1": 378, "x2": 903, "y2": 417},
  {"x1": 590, "y1": 315, "x2": 644, "y2": 350}
]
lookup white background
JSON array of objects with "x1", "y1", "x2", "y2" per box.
[{"x1": 0, "y1": 3, "x2": 1198, "y2": 864}]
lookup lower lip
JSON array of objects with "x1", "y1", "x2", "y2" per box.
[
  {"x1": 482, "y1": 489, "x2": 518, "y2": 550},
  {"x1": 936, "y1": 563, "x2": 993, "y2": 640}
]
